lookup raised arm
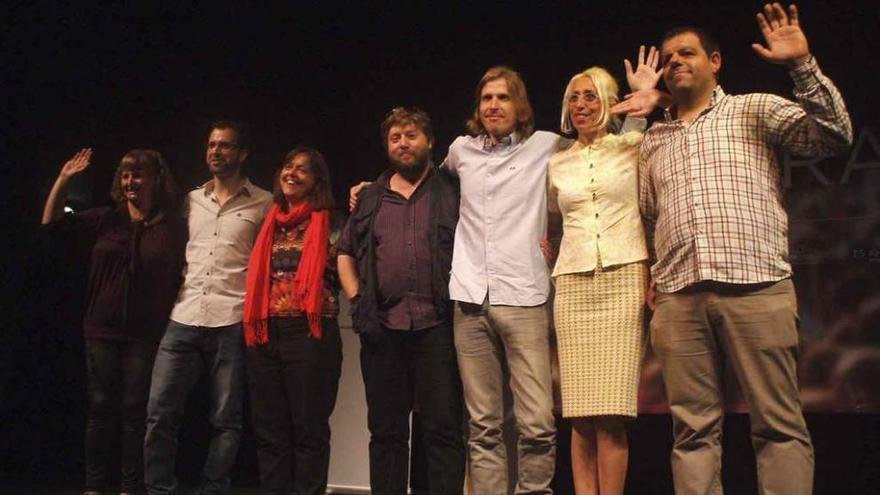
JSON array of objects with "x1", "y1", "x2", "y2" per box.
[
  {"x1": 611, "y1": 45, "x2": 670, "y2": 118},
  {"x1": 625, "y1": 45, "x2": 661, "y2": 92},
  {"x1": 751, "y1": 2, "x2": 810, "y2": 68},
  {"x1": 753, "y1": 3, "x2": 852, "y2": 155},
  {"x1": 41, "y1": 148, "x2": 92, "y2": 224}
]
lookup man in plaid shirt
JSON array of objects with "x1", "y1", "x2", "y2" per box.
[{"x1": 637, "y1": 3, "x2": 852, "y2": 494}]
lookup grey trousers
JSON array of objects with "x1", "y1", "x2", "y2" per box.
[
  {"x1": 651, "y1": 279, "x2": 814, "y2": 495},
  {"x1": 454, "y1": 300, "x2": 556, "y2": 495}
]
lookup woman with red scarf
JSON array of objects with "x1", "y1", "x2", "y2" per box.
[{"x1": 242, "y1": 146, "x2": 343, "y2": 495}]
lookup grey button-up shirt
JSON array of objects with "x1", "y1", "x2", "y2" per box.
[{"x1": 169, "y1": 178, "x2": 273, "y2": 328}]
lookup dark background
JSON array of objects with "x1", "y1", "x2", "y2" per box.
[{"x1": 2, "y1": 0, "x2": 879, "y2": 493}]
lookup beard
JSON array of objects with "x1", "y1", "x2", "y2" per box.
[
  {"x1": 389, "y1": 148, "x2": 431, "y2": 182},
  {"x1": 208, "y1": 159, "x2": 241, "y2": 179}
]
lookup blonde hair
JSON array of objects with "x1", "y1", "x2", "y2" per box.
[{"x1": 559, "y1": 66, "x2": 620, "y2": 135}]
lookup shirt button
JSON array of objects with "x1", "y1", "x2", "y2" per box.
[
  {"x1": 592, "y1": 193, "x2": 597, "y2": 200},
  {"x1": 597, "y1": 234, "x2": 601, "y2": 239},
  {"x1": 589, "y1": 163, "x2": 594, "y2": 168},
  {"x1": 590, "y1": 178, "x2": 594, "y2": 183},
  {"x1": 209, "y1": 251, "x2": 213, "y2": 255},
  {"x1": 595, "y1": 213, "x2": 599, "y2": 218}
]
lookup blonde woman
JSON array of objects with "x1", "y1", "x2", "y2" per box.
[{"x1": 547, "y1": 47, "x2": 660, "y2": 495}]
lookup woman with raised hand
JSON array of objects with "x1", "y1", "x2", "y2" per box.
[
  {"x1": 42, "y1": 148, "x2": 186, "y2": 495},
  {"x1": 546, "y1": 47, "x2": 660, "y2": 495},
  {"x1": 242, "y1": 146, "x2": 343, "y2": 495}
]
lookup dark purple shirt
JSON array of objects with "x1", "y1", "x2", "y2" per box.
[
  {"x1": 47, "y1": 207, "x2": 188, "y2": 343},
  {"x1": 340, "y1": 173, "x2": 442, "y2": 331}
]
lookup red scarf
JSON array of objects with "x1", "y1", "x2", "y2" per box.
[{"x1": 243, "y1": 201, "x2": 330, "y2": 346}]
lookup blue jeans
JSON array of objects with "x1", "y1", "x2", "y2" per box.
[{"x1": 144, "y1": 321, "x2": 245, "y2": 495}]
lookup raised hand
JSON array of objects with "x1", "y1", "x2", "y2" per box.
[
  {"x1": 624, "y1": 45, "x2": 661, "y2": 92},
  {"x1": 752, "y1": 3, "x2": 810, "y2": 67},
  {"x1": 42, "y1": 148, "x2": 93, "y2": 223},
  {"x1": 609, "y1": 89, "x2": 670, "y2": 118},
  {"x1": 59, "y1": 148, "x2": 93, "y2": 181}
]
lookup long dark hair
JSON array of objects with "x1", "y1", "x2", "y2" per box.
[
  {"x1": 272, "y1": 146, "x2": 334, "y2": 212},
  {"x1": 110, "y1": 149, "x2": 180, "y2": 214}
]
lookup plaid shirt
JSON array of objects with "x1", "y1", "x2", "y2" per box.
[{"x1": 639, "y1": 57, "x2": 852, "y2": 293}]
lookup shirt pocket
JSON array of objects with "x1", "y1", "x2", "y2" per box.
[{"x1": 228, "y1": 210, "x2": 262, "y2": 240}]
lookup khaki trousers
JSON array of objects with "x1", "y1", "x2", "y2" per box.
[{"x1": 650, "y1": 279, "x2": 814, "y2": 495}]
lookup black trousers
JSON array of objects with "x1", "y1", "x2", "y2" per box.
[
  {"x1": 360, "y1": 320, "x2": 465, "y2": 495},
  {"x1": 84, "y1": 338, "x2": 157, "y2": 493},
  {"x1": 245, "y1": 317, "x2": 342, "y2": 495}
]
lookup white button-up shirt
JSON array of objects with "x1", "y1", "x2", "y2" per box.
[
  {"x1": 444, "y1": 130, "x2": 568, "y2": 306},
  {"x1": 548, "y1": 132, "x2": 648, "y2": 277},
  {"x1": 169, "y1": 178, "x2": 273, "y2": 328}
]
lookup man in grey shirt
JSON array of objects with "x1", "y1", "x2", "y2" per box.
[{"x1": 144, "y1": 121, "x2": 273, "y2": 495}]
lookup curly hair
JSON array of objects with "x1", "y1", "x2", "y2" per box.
[{"x1": 381, "y1": 106, "x2": 434, "y2": 150}]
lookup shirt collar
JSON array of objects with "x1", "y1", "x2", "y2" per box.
[
  {"x1": 481, "y1": 131, "x2": 519, "y2": 151},
  {"x1": 381, "y1": 165, "x2": 437, "y2": 190},
  {"x1": 200, "y1": 177, "x2": 255, "y2": 198},
  {"x1": 570, "y1": 132, "x2": 617, "y2": 152},
  {"x1": 663, "y1": 85, "x2": 727, "y2": 123}
]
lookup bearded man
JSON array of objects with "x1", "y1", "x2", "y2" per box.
[{"x1": 338, "y1": 107, "x2": 465, "y2": 495}]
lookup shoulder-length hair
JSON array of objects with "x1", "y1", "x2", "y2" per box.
[
  {"x1": 272, "y1": 146, "x2": 334, "y2": 212},
  {"x1": 110, "y1": 149, "x2": 180, "y2": 214},
  {"x1": 465, "y1": 66, "x2": 535, "y2": 139},
  {"x1": 559, "y1": 66, "x2": 621, "y2": 136}
]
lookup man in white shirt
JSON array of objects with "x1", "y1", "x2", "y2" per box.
[
  {"x1": 144, "y1": 121, "x2": 273, "y2": 495},
  {"x1": 349, "y1": 66, "x2": 656, "y2": 494},
  {"x1": 443, "y1": 67, "x2": 565, "y2": 495}
]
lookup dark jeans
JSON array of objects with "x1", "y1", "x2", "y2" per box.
[
  {"x1": 360, "y1": 320, "x2": 465, "y2": 495},
  {"x1": 84, "y1": 339, "x2": 158, "y2": 493},
  {"x1": 144, "y1": 321, "x2": 245, "y2": 495},
  {"x1": 245, "y1": 317, "x2": 342, "y2": 495}
]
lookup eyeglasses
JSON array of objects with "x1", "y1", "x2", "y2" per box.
[
  {"x1": 568, "y1": 92, "x2": 599, "y2": 104},
  {"x1": 207, "y1": 141, "x2": 239, "y2": 151}
]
